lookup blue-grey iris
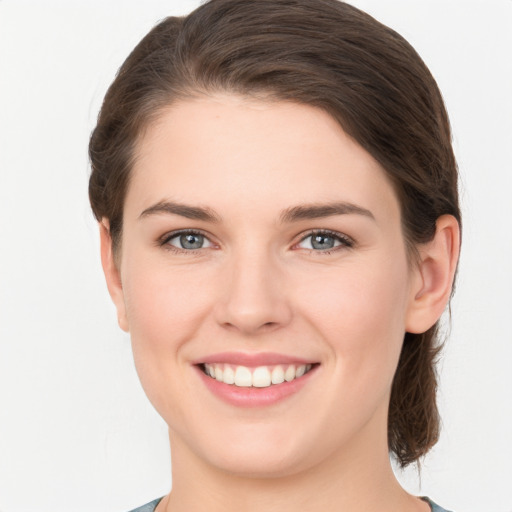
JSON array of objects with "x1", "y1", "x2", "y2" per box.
[
  {"x1": 311, "y1": 234, "x2": 335, "y2": 250},
  {"x1": 180, "y1": 233, "x2": 204, "y2": 249}
]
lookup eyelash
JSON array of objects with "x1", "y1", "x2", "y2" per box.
[{"x1": 158, "y1": 229, "x2": 354, "y2": 255}]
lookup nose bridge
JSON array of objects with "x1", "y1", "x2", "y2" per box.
[{"x1": 215, "y1": 240, "x2": 291, "y2": 334}]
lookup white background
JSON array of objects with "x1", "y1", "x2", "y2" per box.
[{"x1": 0, "y1": 1, "x2": 511, "y2": 511}]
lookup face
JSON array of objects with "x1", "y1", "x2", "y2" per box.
[{"x1": 107, "y1": 95, "x2": 425, "y2": 477}]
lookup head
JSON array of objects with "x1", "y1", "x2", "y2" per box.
[{"x1": 89, "y1": 0, "x2": 460, "y2": 470}]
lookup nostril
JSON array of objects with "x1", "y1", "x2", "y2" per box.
[{"x1": 220, "y1": 319, "x2": 282, "y2": 334}]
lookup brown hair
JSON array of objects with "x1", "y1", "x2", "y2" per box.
[{"x1": 89, "y1": 0, "x2": 460, "y2": 467}]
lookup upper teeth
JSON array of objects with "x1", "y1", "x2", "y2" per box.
[{"x1": 203, "y1": 363, "x2": 313, "y2": 388}]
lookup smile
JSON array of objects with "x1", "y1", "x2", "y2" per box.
[
  {"x1": 201, "y1": 363, "x2": 314, "y2": 388},
  {"x1": 194, "y1": 352, "x2": 320, "y2": 407}
]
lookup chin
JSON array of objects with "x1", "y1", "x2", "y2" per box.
[
  {"x1": 176, "y1": 418, "x2": 330, "y2": 479},
  {"x1": 206, "y1": 448, "x2": 309, "y2": 479}
]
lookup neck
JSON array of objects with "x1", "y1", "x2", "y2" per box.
[{"x1": 159, "y1": 413, "x2": 426, "y2": 512}]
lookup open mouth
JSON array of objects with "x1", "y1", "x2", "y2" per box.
[{"x1": 199, "y1": 363, "x2": 317, "y2": 388}]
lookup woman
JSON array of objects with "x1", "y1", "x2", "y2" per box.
[{"x1": 89, "y1": 1, "x2": 460, "y2": 511}]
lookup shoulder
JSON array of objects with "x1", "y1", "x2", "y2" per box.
[
  {"x1": 423, "y1": 497, "x2": 455, "y2": 512},
  {"x1": 127, "y1": 497, "x2": 164, "y2": 512}
]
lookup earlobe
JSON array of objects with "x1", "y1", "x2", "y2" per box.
[
  {"x1": 99, "y1": 220, "x2": 129, "y2": 332},
  {"x1": 405, "y1": 214, "x2": 460, "y2": 334}
]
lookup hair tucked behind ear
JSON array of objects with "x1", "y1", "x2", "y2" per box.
[
  {"x1": 389, "y1": 328, "x2": 442, "y2": 467},
  {"x1": 89, "y1": 0, "x2": 460, "y2": 467}
]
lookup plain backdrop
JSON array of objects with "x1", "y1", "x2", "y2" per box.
[{"x1": 0, "y1": 1, "x2": 511, "y2": 511}]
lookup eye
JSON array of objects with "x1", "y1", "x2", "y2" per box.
[
  {"x1": 297, "y1": 230, "x2": 353, "y2": 252},
  {"x1": 162, "y1": 230, "x2": 213, "y2": 251}
]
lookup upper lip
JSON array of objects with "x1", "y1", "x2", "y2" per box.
[{"x1": 192, "y1": 352, "x2": 317, "y2": 367}]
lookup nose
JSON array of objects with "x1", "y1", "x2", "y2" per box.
[{"x1": 214, "y1": 248, "x2": 293, "y2": 335}]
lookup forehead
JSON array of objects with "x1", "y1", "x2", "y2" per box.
[{"x1": 126, "y1": 95, "x2": 400, "y2": 225}]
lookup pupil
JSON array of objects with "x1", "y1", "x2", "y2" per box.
[
  {"x1": 180, "y1": 233, "x2": 203, "y2": 249},
  {"x1": 312, "y1": 234, "x2": 334, "y2": 250}
]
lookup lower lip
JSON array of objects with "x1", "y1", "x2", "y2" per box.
[{"x1": 195, "y1": 365, "x2": 318, "y2": 408}]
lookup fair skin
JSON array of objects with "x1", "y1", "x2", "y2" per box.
[{"x1": 101, "y1": 95, "x2": 459, "y2": 512}]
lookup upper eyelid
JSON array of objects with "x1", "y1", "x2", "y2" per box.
[
  {"x1": 296, "y1": 229, "x2": 354, "y2": 245},
  {"x1": 159, "y1": 228, "x2": 213, "y2": 245}
]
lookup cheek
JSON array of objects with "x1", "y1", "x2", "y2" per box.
[
  {"x1": 119, "y1": 257, "x2": 217, "y2": 407},
  {"x1": 122, "y1": 257, "x2": 214, "y2": 344},
  {"x1": 297, "y1": 255, "x2": 410, "y2": 384}
]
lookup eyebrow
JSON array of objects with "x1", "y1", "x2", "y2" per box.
[
  {"x1": 279, "y1": 202, "x2": 375, "y2": 223},
  {"x1": 139, "y1": 201, "x2": 222, "y2": 223},
  {"x1": 138, "y1": 200, "x2": 374, "y2": 223}
]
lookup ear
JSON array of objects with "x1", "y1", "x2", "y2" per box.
[
  {"x1": 99, "y1": 220, "x2": 129, "y2": 332},
  {"x1": 405, "y1": 214, "x2": 461, "y2": 334}
]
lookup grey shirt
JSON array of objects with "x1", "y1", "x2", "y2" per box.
[{"x1": 128, "y1": 496, "x2": 453, "y2": 511}]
